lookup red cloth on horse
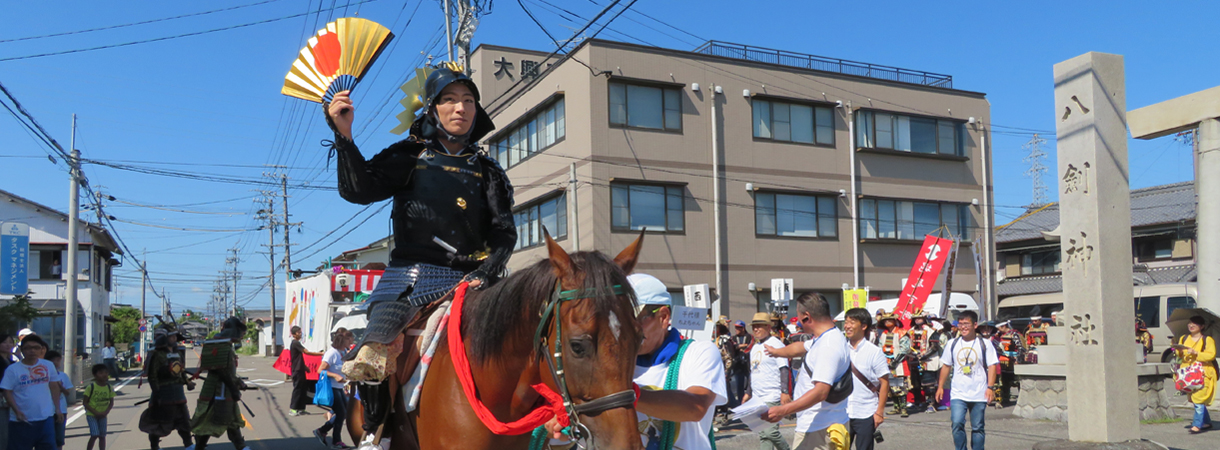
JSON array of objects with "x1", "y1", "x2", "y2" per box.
[{"x1": 447, "y1": 282, "x2": 570, "y2": 435}]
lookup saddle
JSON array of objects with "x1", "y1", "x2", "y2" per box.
[{"x1": 346, "y1": 299, "x2": 451, "y2": 450}]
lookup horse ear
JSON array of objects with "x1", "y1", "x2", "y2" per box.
[
  {"x1": 613, "y1": 229, "x2": 645, "y2": 274},
  {"x1": 544, "y1": 227, "x2": 575, "y2": 281}
]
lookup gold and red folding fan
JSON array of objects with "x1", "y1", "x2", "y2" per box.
[{"x1": 281, "y1": 17, "x2": 394, "y2": 104}]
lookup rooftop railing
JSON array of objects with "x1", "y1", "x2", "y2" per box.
[{"x1": 693, "y1": 40, "x2": 954, "y2": 89}]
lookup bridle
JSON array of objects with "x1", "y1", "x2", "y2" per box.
[{"x1": 533, "y1": 281, "x2": 639, "y2": 447}]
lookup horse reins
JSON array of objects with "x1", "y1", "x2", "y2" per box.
[{"x1": 533, "y1": 281, "x2": 639, "y2": 445}]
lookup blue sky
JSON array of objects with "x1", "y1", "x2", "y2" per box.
[{"x1": 0, "y1": 0, "x2": 1210, "y2": 314}]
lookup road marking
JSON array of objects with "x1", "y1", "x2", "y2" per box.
[
  {"x1": 245, "y1": 379, "x2": 285, "y2": 387},
  {"x1": 67, "y1": 373, "x2": 141, "y2": 426}
]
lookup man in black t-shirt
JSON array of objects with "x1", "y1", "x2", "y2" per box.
[{"x1": 289, "y1": 326, "x2": 323, "y2": 416}]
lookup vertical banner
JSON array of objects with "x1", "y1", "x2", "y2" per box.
[
  {"x1": 842, "y1": 287, "x2": 869, "y2": 312},
  {"x1": 894, "y1": 235, "x2": 954, "y2": 328},
  {"x1": 938, "y1": 240, "x2": 960, "y2": 319},
  {"x1": 1, "y1": 222, "x2": 30, "y2": 295}
]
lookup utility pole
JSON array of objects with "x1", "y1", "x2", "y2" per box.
[
  {"x1": 443, "y1": 0, "x2": 454, "y2": 62},
  {"x1": 569, "y1": 163, "x2": 579, "y2": 251},
  {"x1": 262, "y1": 169, "x2": 300, "y2": 354},
  {"x1": 278, "y1": 173, "x2": 300, "y2": 279},
  {"x1": 65, "y1": 114, "x2": 80, "y2": 380},
  {"x1": 1023, "y1": 134, "x2": 1049, "y2": 207},
  {"x1": 227, "y1": 248, "x2": 240, "y2": 317},
  {"x1": 140, "y1": 249, "x2": 147, "y2": 351}
]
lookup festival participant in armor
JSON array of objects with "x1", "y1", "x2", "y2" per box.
[
  {"x1": 907, "y1": 313, "x2": 934, "y2": 410},
  {"x1": 744, "y1": 313, "x2": 791, "y2": 450},
  {"x1": 323, "y1": 65, "x2": 516, "y2": 443},
  {"x1": 925, "y1": 317, "x2": 951, "y2": 413},
  {"x1": 713, "y1": 318, "x2": 738, "y2": 427},
  {"x1": 994, "y1": 322, "x2": 1025, "y2": 405},
  {"x1": 1135, "y1": 319, "x2": 1154, "y2": 363},
  {"x1": 1025, "y1": 316, "x2": 1050, "y2": 347},
  {"x1": 762, "y1": 293, "x2": 852, "y2": 450},
  {"x1": 621, "y1": 274, "x2": 729, "y2": 449},
  {"x1": 876, "y1": 314, "x2": 912, "y2": 418},
  {"x1": 139, "y1": 325, "x2": 195, "y2": 450},
  {"x1": 190, "y1": 318, "x2": 251, "y2": 450},
  {"x1": 771, "y1": 312, "x2": 791, "y2": 343}
]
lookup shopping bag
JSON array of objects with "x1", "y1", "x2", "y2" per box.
[
  {"x1": 313, "y1": 374, "x2": 334, "y2": 407},
  {"x1": 1175, "y1": 362, "x2": 1206, "y2": 393}
]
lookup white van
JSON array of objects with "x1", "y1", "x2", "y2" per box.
[
  {"x1": 997, "y1": 283, "x2": 1196, "y2": 360},
  {"x1": 833, "y1": 292, "x2": 981, "y2": 322}
]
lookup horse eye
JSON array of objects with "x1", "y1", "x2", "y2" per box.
[{"x1": 569, "y1": 341, "x2": 587, "y2": 357}]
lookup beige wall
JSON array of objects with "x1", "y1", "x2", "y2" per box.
[{"x1": 476, "y1": 40, "x2": 991, "y2": 321}]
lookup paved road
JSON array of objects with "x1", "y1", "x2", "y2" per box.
[{"x1": 64, "y1": 354, "x2": 1216, "y2": 450}]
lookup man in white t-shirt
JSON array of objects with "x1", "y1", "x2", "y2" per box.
[
  {"x1": 0, "y1": 335, "x2": 63, "y2": 450},
  {"x1": 841, "y1": 308, "x2": 889, "y2": 450},
  {"x1": 743, "y1": 312, "x2": 791, "y2": 450},
  {"x1": 763, "y1": 293, "x2": 851, "y2": 450},
  {"x1": 935, "y1": 311, "x2": 997, "y2": 450},
  {"x1": 102, "y1": 340, "x2": 118, "y2": 378},
  {"x1": 630, "y1": 273, "x2": 727, "y2": 450}
]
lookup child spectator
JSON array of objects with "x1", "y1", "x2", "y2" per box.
[{"x1": 83, "y1": 364, "x2": 114, "y2": 450}]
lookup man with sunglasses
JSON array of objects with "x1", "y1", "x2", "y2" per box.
[{"x1": 630, "y1": 274, "x2": 727, "y2": 450}]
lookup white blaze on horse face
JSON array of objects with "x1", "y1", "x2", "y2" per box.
[{"x1": 608, "y1": 311, "x2": 622, "y2": 341}]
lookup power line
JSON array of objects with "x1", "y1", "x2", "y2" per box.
[
  {"x1": 0, "y1": 0, "x2": 378, "y2": 62},
  {"x1": 0, "y1": 0, "x2": 288, "y2": 44}
]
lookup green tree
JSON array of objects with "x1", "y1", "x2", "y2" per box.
[
  {"x1": 110, "y1": 306, "x2": 142, "y2": 345},
  {"x1": 0, "y1": 293, "x2": 42, "y2": 335}
]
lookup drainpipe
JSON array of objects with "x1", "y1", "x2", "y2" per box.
[
  {"x1": 980, "y1": 125, "x2": 994, "y2": 320},
  {"x1": 711, "y1": 85, "x2": 725, "y2": 319},
  {"x1": 848, "y1": 103, "x2": 859, "y2": 288}
]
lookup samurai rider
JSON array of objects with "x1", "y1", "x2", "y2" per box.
[
  {"x1": 190, "y1": 317, "x2": 251, "y2": 450},
  {"x1": 994, "y1": 321, "x2": 1026, "y2": 405},
  {"x1": 907, "y1": 313, "x2": 934, "y2": 410},
  {"x1": 139, "y1": 324, "x2": 196, "y2": 450},
  {"x1": 323, "y1": 66, "x2": 515, "y2": 446},
  {"x1": 877, "y1": 314, "x2": 912, "y2": 417}
]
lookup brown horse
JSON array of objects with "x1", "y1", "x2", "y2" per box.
[{"x1": 348, "y1": 232, "x2": 646, "y2": 450}]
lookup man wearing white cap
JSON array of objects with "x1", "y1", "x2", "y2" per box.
[{"x1": 627, "y1": 273, "x2": 728, "y2": 450}]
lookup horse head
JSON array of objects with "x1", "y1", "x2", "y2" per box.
[{"x1": 540, "y1": 229, "x2": 645, "y2": 450}]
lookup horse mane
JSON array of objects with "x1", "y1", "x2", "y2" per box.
[{"x1": 460, "y1": 251, "x2": 636, "y2": 364}]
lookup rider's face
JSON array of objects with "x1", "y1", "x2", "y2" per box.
[
  {"x1": 435, "y1": 83, "x2": 476, "y2": 136},
  {"x1": 636, "y1": 306, "x2": 671, "y2": 355}
]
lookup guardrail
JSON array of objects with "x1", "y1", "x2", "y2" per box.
[{"x1": 693, "y1": 40, "x2": 953, "y2": 89}]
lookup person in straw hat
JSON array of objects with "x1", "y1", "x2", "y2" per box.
[{"x1": 743, "y1": 312, "x2": 792, "y2": 450}]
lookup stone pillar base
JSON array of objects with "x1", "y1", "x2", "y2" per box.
[{"x1": 1014, "y1": 374, "x2": 1176, "y2": 422}]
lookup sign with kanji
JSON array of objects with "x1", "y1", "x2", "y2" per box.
[
  {"x1": 683, "y1": 284, "x2": 709, "y2": 309},
  {"x1": 894, "y1": 235, "x2": 954, "y2": 329},
  {"x1": 0, "y1": 222, "x2": 30, "y2": 295},
  {"x1": 770, "y1": 278, "x2": 793, "y2": 304},
  {"x1": 843, "y1": 288, "x2": 869, "y2": 312},
  {"x1": 671, "y1": 305, "x2": 706, "y2": 330}
]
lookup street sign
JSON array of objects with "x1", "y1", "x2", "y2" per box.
[
  {"x1": 770, "y1": 278, "x2": 793, "y2": 304},
  {"x1": 671, "y1": 305, "x2": 706, "y2": 330},
  {"x1": 0, "y1": 222, "x2": 30, "y2": 295},
  {"x1": 683, "y1": 284, "x2": 709, "y2": 308},
  {"x1": 139, "y1": 319, "x2": 147, "y2": 326},
  {"x1": 139, "y1": 325, "x2": 147, "y2": 332}
]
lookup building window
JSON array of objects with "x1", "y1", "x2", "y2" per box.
[
  {"x1": 855, "y1": 110, "x2": 964, "y2": 156},
  {"x1": 1020, "y1": 250, "x2": 1060, "y2": 275},
  {"x1": 514, "y1": 193, "x2": 567, "y2": 250},
  {"x1": 609, "y1": 82, "x2": 681, "y2": 131},
  {"x1": 752, "y1": 99, "x2": 834, "y2": 145},
  {"x1": 858, "y1": 199, "x2": 967, "y2": 240},
  {"x1": 489, "y1": 97, "x2": 565, "y2": 169},
  {"x1": 1135, "y1": 238, "x2": 1173, "y2": 261},
  {"x1": 611, "y1": 184, "x2": 684, "y2": 232},
  {"x1": 755, "y1": 192, "x2": 837, "y2": 238}
]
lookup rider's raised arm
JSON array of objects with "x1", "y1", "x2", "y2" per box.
[
  {"x1": 334, "y1": 137, "x2": 419, "y2": 205},
  {"x1": 470, "y1": 156, "x2": 517, "y2": 285}
]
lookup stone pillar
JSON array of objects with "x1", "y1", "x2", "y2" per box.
[
  {"x1": 1053, "y1": 52, "x2": 1139, "y2": 443},
  {"x1": 1197, "y1": 119, "x2": 1220, "y2": 315}
]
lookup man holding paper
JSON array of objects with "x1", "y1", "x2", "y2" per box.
[
  {"x1": 763, "y1": 293, "x2": 852, "y2": 450},
  {"x1": 743, "y1": 312, "x2": 792, "y2": 450}
]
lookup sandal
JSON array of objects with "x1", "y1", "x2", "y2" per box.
[{"x1": 1189, "y1": 427, "x2": 1203, "y2": 434}]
